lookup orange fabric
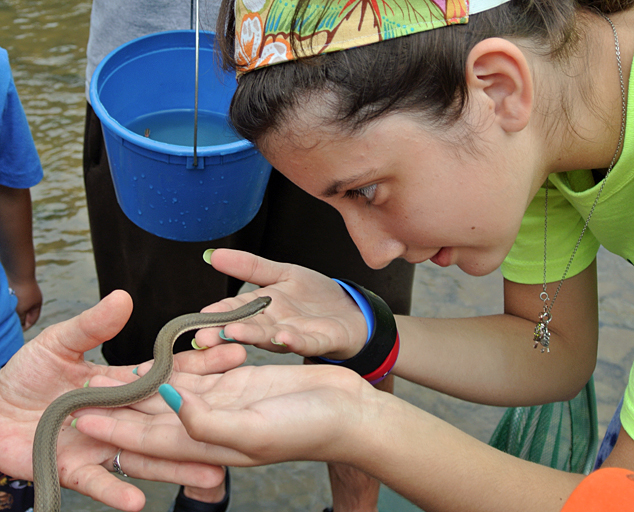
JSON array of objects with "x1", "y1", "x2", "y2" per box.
[{"x1": 561, "y1": 468, "x2": 634, "y2": 511}]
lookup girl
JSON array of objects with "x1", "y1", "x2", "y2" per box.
[
  {"x1": 75, "y1": 0, "x2": 634, "y2": 510},
  {"x1": 199, "y1": 0, "x2": 632, "y2": 418}
]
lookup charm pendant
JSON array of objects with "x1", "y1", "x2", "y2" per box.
[{"x1": 533, "y1": 313, "x2": 551, "y2": 353}]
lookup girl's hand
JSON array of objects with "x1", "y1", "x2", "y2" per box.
[
  {"x1": 194, "y1": 248, "x2": 368, "y2": 360},
  {"x1": 74, "y1": 364, "x2": 377, "y2": 468},
  {"x1": 0, "y1": 290, "x2": 237, "y2": 512}
]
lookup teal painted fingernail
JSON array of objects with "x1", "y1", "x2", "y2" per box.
[
  {"x1": 202, "y1": 249, "x2": 215, "y2": 264},
  {"x1": 71, "y1": 418, "x2": 78, "y2": 429},
  {"x1": 159, "y1": 384, "x2": 182, "y2": 414},
  {"x1": 219, "y1": 329, "x2": 236, "y2": 342},
  {"x1": 132, "y1": 367, "x2": 138, "y2": 375},
  {"x1": 191, "y1": 338, "x2": 209, "y2": 350}
]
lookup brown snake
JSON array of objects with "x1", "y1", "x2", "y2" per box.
[{"x1": 32, "y1": 296, "x2": 271, "y2": 512}]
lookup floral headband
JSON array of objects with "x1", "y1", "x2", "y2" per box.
[{"x1": 235, "y1": 0, "x2": 511, "y2": 75}]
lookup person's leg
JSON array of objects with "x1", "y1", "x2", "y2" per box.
[
  {"x1": 83, "y1": 104, "x2": 269, "y2": 510},
  {"x1": 82, "y1": 103, "x2": 263, "y2": 365},
  {"x1": 259, "y1": 170, "x2": 415, "y2": 512}
]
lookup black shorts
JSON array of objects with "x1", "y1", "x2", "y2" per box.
[{"x1": 0, "y1": 473, "x2": 33, "y2": 512}]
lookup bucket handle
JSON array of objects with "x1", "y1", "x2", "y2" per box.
[{"x1": 193, "y1": 0, "x2": 200, "y2": 167}]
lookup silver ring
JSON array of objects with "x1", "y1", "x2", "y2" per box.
[{"x1": 113, "y1": 449, "x2": 128, "y2": 477}]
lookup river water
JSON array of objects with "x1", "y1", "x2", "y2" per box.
[{"x1": 2, "y1": 1, "x2": 634, "y2": 510}]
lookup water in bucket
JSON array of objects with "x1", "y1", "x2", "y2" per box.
[
  {"x1": 127, "y1": 109, "x2": 242, "y2": 147},
  {"x1": 90, "y1": 30, "x2": 272, "y2": 242}
]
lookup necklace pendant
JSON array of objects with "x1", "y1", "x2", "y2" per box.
[{"x1": 533, "y1": 316, "x2": 551, "y2": 353}]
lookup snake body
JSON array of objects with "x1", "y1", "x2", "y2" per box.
[{"x1": 32, "y1": 296, "x2": 271, "y2": 512}]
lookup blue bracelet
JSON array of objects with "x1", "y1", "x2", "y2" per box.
[
  {"x1": 310, "y1": 280, "x2": 398, "y2": 378},
  {"x1": 316, "y1": 279, "x2": 373, "y2": 364}
]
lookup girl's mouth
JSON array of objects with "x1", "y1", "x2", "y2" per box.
[{"x1": 430, "y1": 247, "x2": 452, "y2": 267}]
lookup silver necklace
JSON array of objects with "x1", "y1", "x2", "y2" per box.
[{"x1": 533, "y1": 13, "x2": 627, "y2": 353}]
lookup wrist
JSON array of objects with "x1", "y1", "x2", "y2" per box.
[
  {"x1": 319, "y1": 279, "x2": 373, "y2": 361},
  {"x1": 336, "y1": 386, "x2": 394, "y2": 471},
  {"x1": 5, "y1": 267, "x2": 37, "y2": 286},
  {"x1": 320, "y1": 381, "x2": 384, "y2": 467},
  {"x1": 310, "y1": 280, "x2": 399, "y2": 384}
]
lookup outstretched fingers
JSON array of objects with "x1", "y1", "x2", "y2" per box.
[
  {"x1": 102, "y1": 449, "x2": 224, "y2": 488},
  {"x1": 62, "y1": 463, "x2": 146, "y2": 512},
  {"x1": 207, "y1": 249, "x2": 293, "y2": 288},
  {"x1": 74, "y1": 408, "x2": 255, "y2": 468},
  {"x1": 78, "y1": 370, "x2": 227, "y2": 415},
  {"x1": 62, "y1": 449, "x2": 223, "y2": 511},
  {"x1": 173, "y1": 343, "x2": 247, "y2": 375},
  {"x1": 132, "y1": 343, "x2": 247, "y2": 380}
]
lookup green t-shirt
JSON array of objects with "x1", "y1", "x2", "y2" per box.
[
  {"x1": 500, "y1": 60, "x2": 634, "y2": 439},
  {"x1": 500, "y1": 135, "x2": 634, "y2": 285}
]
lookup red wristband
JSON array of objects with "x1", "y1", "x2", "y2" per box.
[{"x1": 362, "y1": 331, "x2": 400, "y2": 385}]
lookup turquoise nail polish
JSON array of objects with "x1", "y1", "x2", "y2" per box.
[
  {"x1": 159, "y1": 384, "x2": 182, "y2": 414},
  {"x1": 132, "y1": 367, "x2": 138, "y2": 375},
  {"x1": 219, "y1": 329, "x2": 236, "y2": 342}
]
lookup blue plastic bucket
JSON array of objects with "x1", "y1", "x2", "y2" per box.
[{"x1": 90, "y1": 30, "x2": 272, "y2": 242}]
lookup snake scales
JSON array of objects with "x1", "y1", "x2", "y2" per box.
[{"x1": 32, "y1": 296, "x2": 272, "y2": 512}]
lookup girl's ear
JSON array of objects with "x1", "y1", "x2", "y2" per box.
[{"x1": 465, "y1": 38, "x2": 533, "y2": 133}]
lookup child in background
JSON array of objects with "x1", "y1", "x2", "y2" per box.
[{"x1": 0, "y1": 46, "x2": 43, "y2": 512}]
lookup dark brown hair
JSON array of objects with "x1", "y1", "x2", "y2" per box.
[{"x1": 217, "y1": 0, "x2": 633, "y2": 145}]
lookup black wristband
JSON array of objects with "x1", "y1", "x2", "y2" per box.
[{"x1": 309, "y1": 280, "x2": 398, "y2": 376}]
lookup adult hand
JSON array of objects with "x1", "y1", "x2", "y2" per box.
[
  {"x1": 74, "y1": 364, "x2": 377, "y2": 468},
  {"x1": 0, "y1": 290, "x2": 244, "y2": 511},
  {"x1": 195, "y1": 248, "x2": 368, "y2": 360}
]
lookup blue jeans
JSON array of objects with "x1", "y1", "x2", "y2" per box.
[{"x1": 594, "y1": 397, "x2": 624, "y2": 470}]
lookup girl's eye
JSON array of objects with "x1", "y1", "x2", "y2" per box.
[{"x1": 344, "y1": 184, "x2": 377, "y2": 202}]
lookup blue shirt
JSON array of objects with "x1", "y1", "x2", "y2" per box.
[{"x1": 0, "y1": 47, "x2": 43, "y2": 366}]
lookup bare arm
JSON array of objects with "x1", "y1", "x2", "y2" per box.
[
  {"x1": 198, "y1": 249, "x2": 598, "y2": 407},
  {"x1": 393, "y1": 261, "x2": 598, "y2": 406},
  {"x1": 354, "y1": 390, "x2": 583, "y2": 512},
  {"x1": 76, "y1": 364, "x2": 584, "y2": 512},
  {"x1": 0, "y1": 184, "x2": 42, "y2": 329}
]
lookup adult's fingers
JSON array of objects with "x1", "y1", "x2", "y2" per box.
[
  {"x1": 174, "y1": 343, "x2": 247, "y2": 375},
  {"x1": 64, "y1": 454, "x2": 221, "y2": 510},
  {"x1": 46, "y1": 290, "x2": 133, "y2": 358},
  {"x1": 63, "y1": 463, "x2": 146, "y2": 512},
  {"x1": 74, "y1": 411, "x2": 252, "y2": 467},
  {"x1": 133, "y1": 339, "x2": 247, "y2": 378},
  {"x1": 79, "y1": 370, "x2": 226, "y2": 415},
  {"x1": 102, "y1": 449, "x2": 224, "y2": 488}
]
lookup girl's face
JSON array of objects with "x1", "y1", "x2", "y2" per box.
[{"x1": 263, "y1": 112, "x2": 542, "y2": 276}]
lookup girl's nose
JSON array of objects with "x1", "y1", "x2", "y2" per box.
[{"x1": 343, "y1": 215, "x2": 404, "y2": 270}]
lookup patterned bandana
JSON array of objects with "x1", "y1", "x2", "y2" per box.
[{"x1": 235, "y1": 0, "x2": 511, "y2": 75}]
